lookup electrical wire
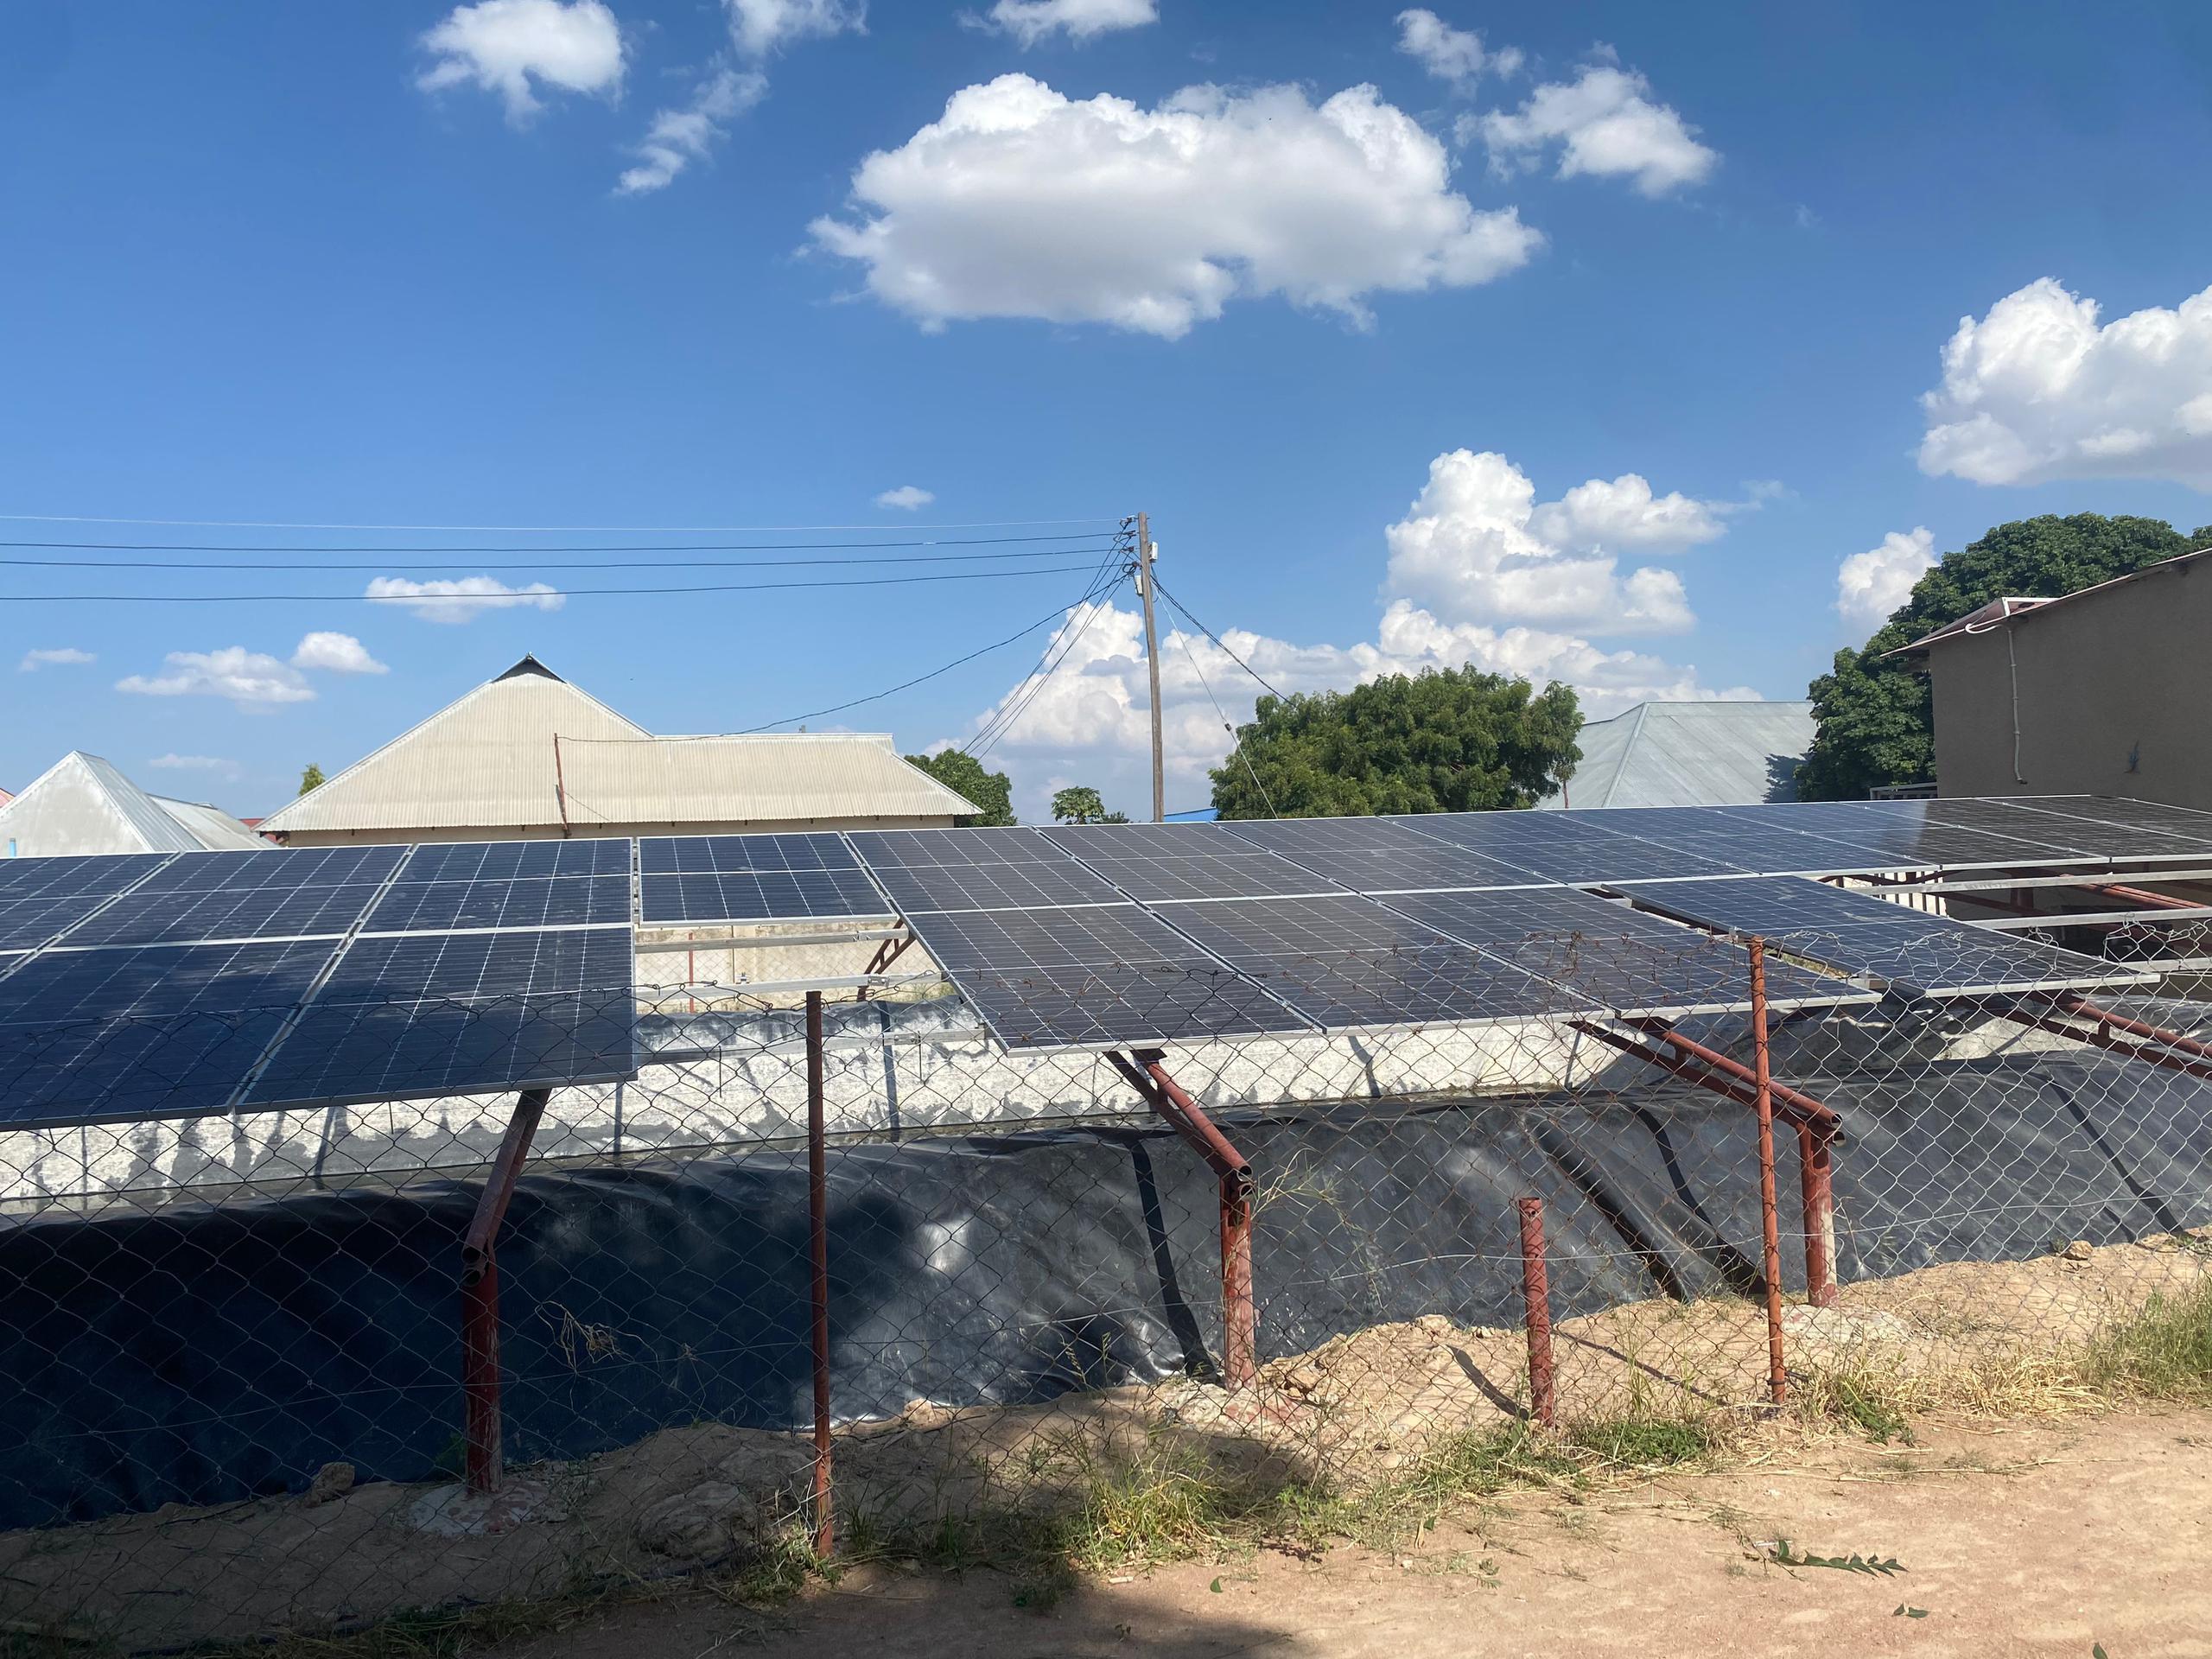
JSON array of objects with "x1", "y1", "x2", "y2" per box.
[
  {"x1": 962, "y1": 537, "x2": 1135, "y2": 759},
  {"x1": 0, "y1": 564, "x2": 1102, "y2": 605},
  {"x1": 0, "y1": 545, "x2": 1116, "y2": 574},
  {"x1": 1151, "y1": 575, "x2": 1286, "y2": 701},
  {"x1": 1168, "y1": 613, "x2": 1279, "y2": 820},
  {"x1": 0, "y1": 512, "x2": 1122, "y2": 533},
  {"x1": 0, "y1": 531, "x2": 1117, "y2": 557}
]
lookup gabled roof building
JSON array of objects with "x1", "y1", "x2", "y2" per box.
[
  {"x1": 1539, "y1": 700, "x2": 1815, "y2": 810},
  {"x1": 257, "y1": 656, "x2": 977, "y2": 845},
  {"x1": 0, "y1": 753, "x2": 265, "y2": 858}
]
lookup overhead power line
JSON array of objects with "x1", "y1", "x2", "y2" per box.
[
  {"x1": 0, "y1": 544, "x2": 1116, "y2": 574},
  {"x1": 0, "y1": 564, "x2": 1100, "y2": 604},
  {"x1": 1151, "y1": 575, "x2": 1286, "y2": 701},
  {"x1": 0, "y1": 531, "x2": 1116, "y2": 556},
  {"x1": 0, "y1": 512, "x2": 1122, "y2": 533}
]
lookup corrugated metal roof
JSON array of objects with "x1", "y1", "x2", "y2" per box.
[
  {"x1": 0, "y1": 753, "x2": 264, "y2": 855},
  {"x1": 1539, "y1": 700, "x2": 1815, "y2": 810},
  {"x1": 1889, "y1": 547, "x2": 2212, "y2": 656},
  {"x1": 258, "y1": 655, "x2": 976, "y2": 835}
]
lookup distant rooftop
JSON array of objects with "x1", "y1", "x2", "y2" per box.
[
  {"x1": 0, "y1": 753, "x2": 264, "y2": 856},
  {"x1": 1539, "y1": 700, "x2": 1815, "y2": 810}
]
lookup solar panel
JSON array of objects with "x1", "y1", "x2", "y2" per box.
[
  {"x1": 399, "y1": 839, "x2": 632, "y2": 881},
  {"x1": 639, "y1": 832, "x2": 862, "y2": 876},
  {"x1": 0, "y1": 854, "x2": 171, "y2": 900},
  {"x1": 899, "y1": 903, "x2": 1308, "y2": 1050},
  {"x1": 845, "y1": 826, "x2": 1060, "y2": 868},
  {"x1": 1162, "y1": 894, "x2": 1589, "y2": 1030},
  {"x1": 1619, "y1": 875, "x2": 2155, "y2": 996},
  {"x1": 0, "y1": 939, "x2": 340, "y2": 1128},
  {"x1": 1376, "y1": 888, "x2": 1872, "y2": 1017},
  {"x1": 1042, "y1": 823, "x2": 1240, "y2": 857},
  {"x1": 1551, "y1": 806, "x2": 1905, "y2": 879},
  {"x1": 243, "y1": 926, "x2": 636, "y2": 1107},
  {"x1": 864, "y1": 856, "x2": 1123, "y2": 914},
  {"x1": 366, "y1": 876, "x2": 632, "y2": 933},
  {"x1": 1396, "y1": 812, "x2": 1743, "y2": 882},
  {"x1": 61, "y1": 882, "x2": 389, "y2": 947},
  {"x1": 0, "y1": 895, "x2": 116, "y2": 950},
  {"x1": 1721, "y1": 803, "x2": 2088, "y2": 871},
  {"x1": 137, "y1": 846, "x2": 407, "y2": 893},
  {"x1": 638, "y1": 868, "x2": 893, "y2": 925},
  {"x1": 1065, "y1": 850, "x2": 1343, "y2": 903},
  {"x1": 1985, "y1": 797, "x2": 2212, "y2": 861},
  {"x1": 1215, "y1": 817, "x2": 1459, "y2": 855},
  {"x1": 1282, "y1": 842, "x2": 1553, "y2": 895}
]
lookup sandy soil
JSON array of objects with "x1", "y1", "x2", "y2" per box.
[
  {"x1": 486, "y1": 1408, "x2": 2212, "y2": 1659},
  {"x1": 2, "y1": 1234, "x2": 2205, "y2": 1652}
]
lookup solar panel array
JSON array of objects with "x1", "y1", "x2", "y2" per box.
[
  {"x1": 0, "y1": 794, "x2": 2202, "y2": 1104},
  {"x1": 1620, "y1": 875, "x2": 2158, "y2": 996}
]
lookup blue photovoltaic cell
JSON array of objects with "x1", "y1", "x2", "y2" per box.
[
  {"x1": 0, "y1": 854, "x2": 170, "y2": 901},
  {"x1": 63, "y1": 882, "x2": 387, "y2": 947},
  {"x1": 137, "y1": 846, "x2": 407, "y2": 893},
  {"x1": 244, "y1": 926, "x2": 636, "y2": 1107},
  {"x1": 1395, "y1": 812, "x2": 1744, "y2": 883},
  {"x1": 901, "y1": 902, "x2": 1307, "y2": 1049},
  {"x1": 639, "y1": 833, "x2": 862, "y2": 877},
  {"x1": 1619, "y1": 875, "x2": 2154, "y2": 995},
  {"x1": 0, "y1": 939, "x2": 340, "y2": 1128},
  {"x1": 638, "y1": 868, "x2": 891, "y2": 925},
  {"x1": 847, "y1": 826, "x2": 1062, "y2": 868},
  {"x1": 0, "y1": 895, "x2": 115, "y2": 950},
  {"x1": 366, "y1": 875, "x2": 632, "y2": 933},
  {"x1": 867, "y1": 858, "x2": 1124, "y2": 914},
  {"x1": 399, "y1": 839, "x2": 631, "y2": 881}
]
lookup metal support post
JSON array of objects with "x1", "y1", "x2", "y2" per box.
[
  {"x1": 805, "y1": 990, "x2": 834, "y2": 1558},
  {"x1": 461, "y1": 1087, "x2": 550, "y2": 1496},
  {"x1": 1798, "y1": 1119, "x2": 1839, "y2": 1309},
  {"x1": 1516, "y1": 1197, "x2": 1555, "y2": 1427},
  {"x1": 1108, "y1": 1049, "x2": 1257, "y2": 1389},
  {"x1": 1748, "y1": 940, "x2": 1788, "y2": 1407}
]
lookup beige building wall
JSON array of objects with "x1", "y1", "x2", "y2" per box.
[
  {"x1": 1929, "y1": 557, "x2": 2212, "y2": 810},
  {"x1": 273, "y1": 814, "x2": 957, "y2": 848}
]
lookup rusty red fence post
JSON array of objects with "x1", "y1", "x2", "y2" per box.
[
  {"x1": 805, "y1": 990, "x2": 834, "y2": 1558},
  {"x1": 1747, "y1": 939, "x2": 1788, "y2": 1407},
  {"x1": 461, "y1": 1087, "x2": 550, "y2": 1496},
  {"x1": 1797, "y1": 1120, "x2": 1838, "y2": 1309},
  {"x1": 1516, "y1": 1197, "x2": 1556, "y2": 1428}
]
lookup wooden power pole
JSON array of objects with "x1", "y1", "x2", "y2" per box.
[{"x1": 1135, "y1": 512, "x2": 1165, "y2": 822}]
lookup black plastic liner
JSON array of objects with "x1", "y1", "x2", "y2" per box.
[{"x1": 3, "y1": 1048, "x2": 2209, "y2": 1529}]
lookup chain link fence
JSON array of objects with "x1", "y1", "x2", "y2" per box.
[{"x1": 3, "y1": 912, "x2": 2209, "y2": 1649}]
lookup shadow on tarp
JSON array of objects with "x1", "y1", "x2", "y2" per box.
[{"x1": 1, "y1": 1049, "x2": 2209, "y2": 1529}]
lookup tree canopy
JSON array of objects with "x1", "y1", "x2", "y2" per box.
[
  {"x1": 1798, "y1": 514, "x2": 2211, "y2": 800},
  {"x1": 1209, "y1": 666, "x2": 1581, "y2": 818},
  {"x1": 1050, "y1": 785, "x2": 1127, "y2": 823},
  {"x1": 297, "y1": 763, "x2": 325, "y2": 797},
  {"x1": 902, "y1": 749, "x2": 1015, "y2": 825}
]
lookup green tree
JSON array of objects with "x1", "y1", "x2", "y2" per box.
[
  {"x1": 297, "y1": 763, "x2": 325, "y2": 796},
  {"x1": 903, "y1": 749, "x2": 1015, "y2": 825},
  {"x1": 1799, "y1": 514, "x2": 2212, "y2": 800},
  {"x1": 1210, "y1": 666, "x2": 1580, "y2": 818},
  {"x1": 1051, "y1": 785, "x2": 1112, "y2": 823}
]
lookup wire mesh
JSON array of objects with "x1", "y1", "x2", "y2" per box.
[{"x1": 1, "y1": 915, "x2": 2209, "y2": 1650}]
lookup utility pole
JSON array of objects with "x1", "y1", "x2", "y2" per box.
[{"x1": 1134, "y1": 512, "x2": 1165, "y2": 823}]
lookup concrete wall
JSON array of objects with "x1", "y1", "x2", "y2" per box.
[
  {"x1": 271, "y1": 815, "x2": 959, "y2": 846},
  {"x1": 1929, "y1": 557, "x2": 2212, "y2": 810}
]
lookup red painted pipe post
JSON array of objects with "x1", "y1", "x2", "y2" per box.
[
  {"x1": 461, "y1": 1087, "x2": 550, "y2": 1496},
  {"x1": 805, "y1": 990, "x2": 835, "y2": 1558},
  {"x1": 1219, "y1": 1169, "x2": 1257, "y2": 1390},
  {"x1": 1797, "y1": 1120, "x2": 1839, "y2": 1309},
  {"x1": 1748, "y1": 939, "x2": 1788, "y2": 1407},
  {"x1": 1516, "y1": 1197, "x2": 1556, "y2": 1428}
]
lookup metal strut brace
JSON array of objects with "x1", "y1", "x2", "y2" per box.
[
  {"x1": 1108, "y1": 1049, "x2": 1258, "y2": 1389},
  {"x1": 854, "y1": 930, "x2": 915, "y2": 1001},
  {"x1": 461, "y1": 1087, "x2": 551, "y2": 1495}
]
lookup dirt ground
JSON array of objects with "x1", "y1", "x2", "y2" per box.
[
  {"x1": 486, "y1": 1407, "x2": 2212, "y2": 1659},
  {"x1": 2, "y1": 1234, "x2": 2205, "y2": 1652}
]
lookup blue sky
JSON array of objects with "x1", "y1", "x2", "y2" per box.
[{"x1": 4, "y1": 0, "x2": 2210, "y2": 821}]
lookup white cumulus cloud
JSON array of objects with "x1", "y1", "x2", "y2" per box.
[
  {"x1": 365, "y1": 576, "x2": 566, "y2": 624},
  {"x1": 1835, "y1": 526, "x2": 1936, "y2": 628},
  {"x1": 1478, "y1": 60, "x2": 1716, "y2": 196},
  {"x1": 876, "y1": 485, "x2": 936, "y2": 511},
  {"x1": 1395, "y1": 10, "x2": 1520, "y2": 88},
  {"x1": 1382, "y1": 450, "x2": 1707, "y2": 634},
  {"x1": 117, "y1": 649, "x2": 315, "y2": 709},
  {"x1": 969, "y1": 0, "x2": 1158, "y2": 48},
  {"x1": 416, "y1": 0, "x2": 626, "y2": 124},
  {"x1": 1918, "y1": 276, "x2": 2212, "y2": 490},
  {"x1": 618, "y1": 65, "x2": 766, "y2": 194},
  {"x1": 809, "y1": 74, "x2": 1542, "y2": 339},
  {"x1": 725, "y1": 0, "x2": 865, "y2": 56},
  {"x1": 290, "y1": 632, "x2": 390, "y2": 675},
  {"x1": 148, "y1": 753, "x2": 243, "y2": 781},
  {"x1": 18, "y1": 646, "x2": 94, "y2": 672}
]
